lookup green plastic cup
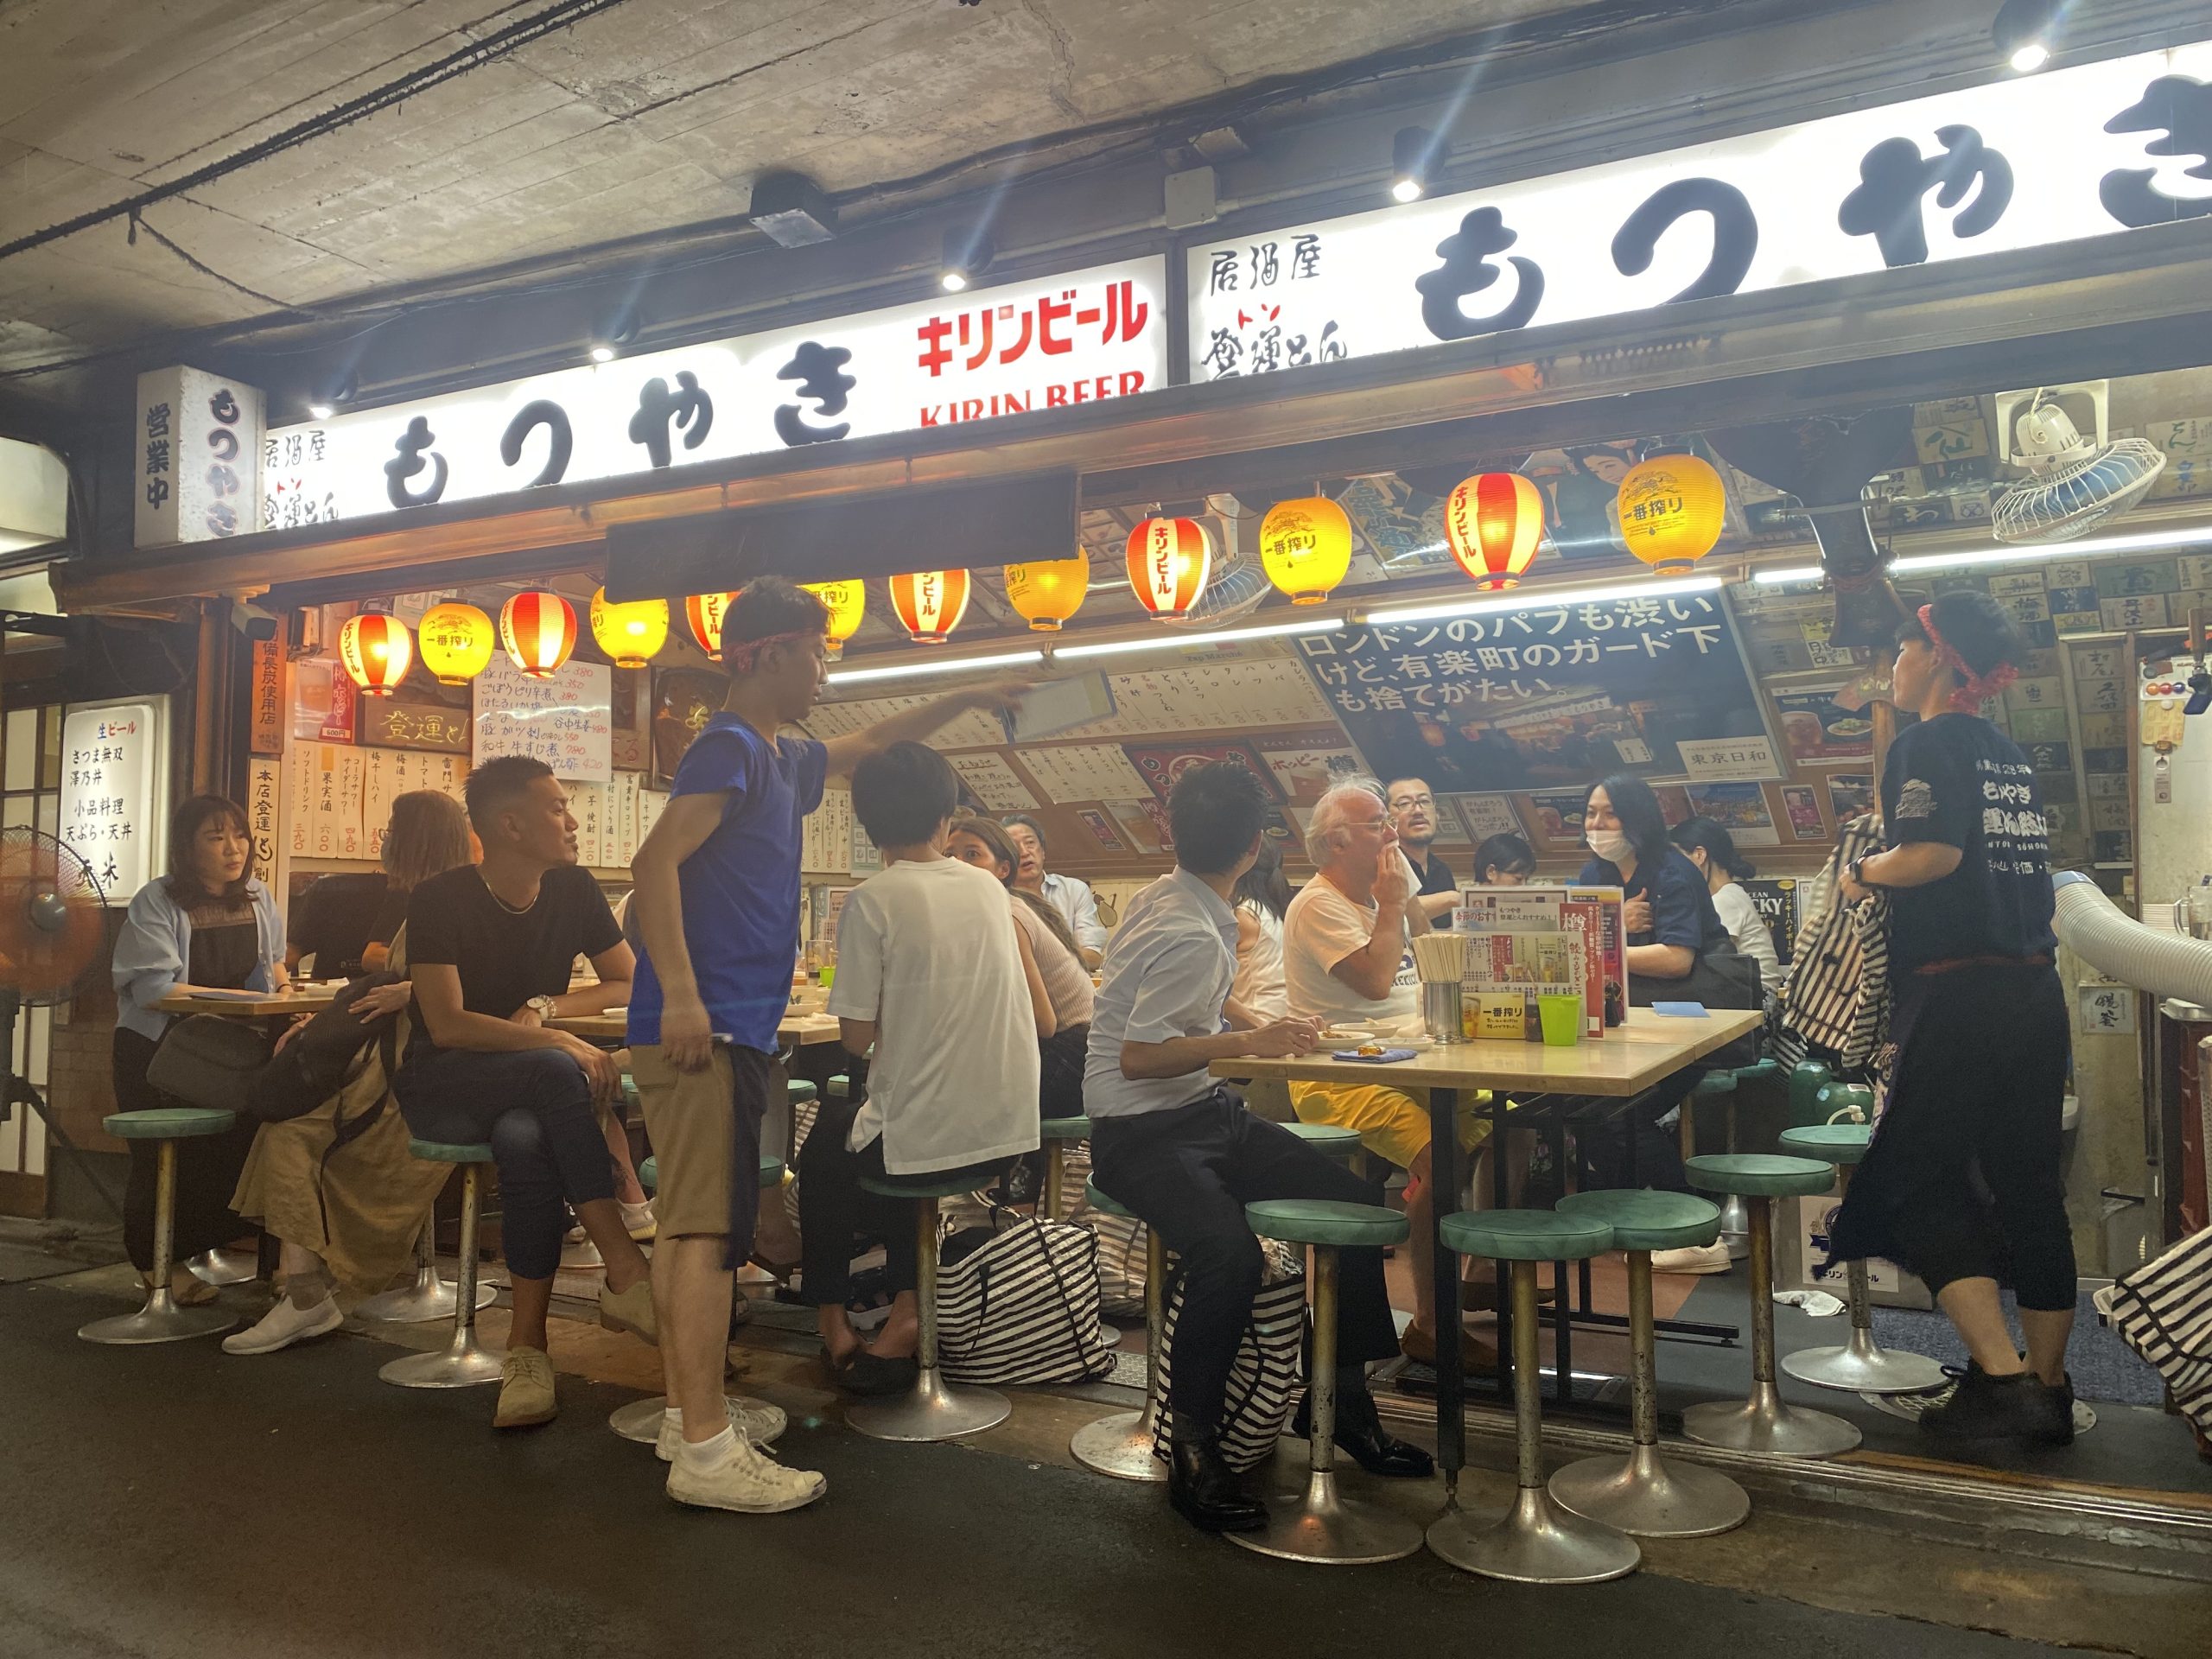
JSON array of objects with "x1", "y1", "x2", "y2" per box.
[{"x1": 1537, "y1": 992, "x2": 1583, "y2": 1047}]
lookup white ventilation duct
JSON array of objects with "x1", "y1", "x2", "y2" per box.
[
  {"x1": 0, "y1": 437, "x2": 67, "y2": 556},
  {"x1": 2051, "y1": 872, "x2": 2212, "y2": 1008}
]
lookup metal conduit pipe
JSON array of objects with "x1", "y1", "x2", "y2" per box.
[{"x1": 2051, "y1": 871, "x2": 2212, "y2": 1006}]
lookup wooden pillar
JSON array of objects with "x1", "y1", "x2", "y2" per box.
[{"x1": 187, "y1": 598, "x2": 242, "y2": 798}]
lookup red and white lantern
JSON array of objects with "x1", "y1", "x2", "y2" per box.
[
  {"x1": 1443, "y1": 473, "x2": 1546, "y2": 590},
  {"x1": 887, "y1": 569, "x2": 970, "y2": 645},
  {"x1": 337, "y1": 612, "x2": 413, "y2": 697},
  {"x1": 1124, "y1": 517, "x2": 1211, "y2": 619},
  {"x1": 684, "y1": 591, "x2": 736, "y2": 660},
  {"x1": 499, "y1": 590, "x2": 577, "y2": 678}
]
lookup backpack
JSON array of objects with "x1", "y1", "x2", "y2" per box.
[
  {"x1": 1769, "y1": 814, "x2": 1891, "y2": 1072},
  {"x1": 247, "y1": 970, "x2": 403, "y2": 1147}
]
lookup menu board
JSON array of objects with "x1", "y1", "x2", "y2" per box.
[
  {"x1": 59, "y1": 698, "x2": 166, "y2": 902},
  {"x1": 802, "y1": 786, "x2": 855, "y2": 874},
  {"x1": 359, "y1": 747, "x2": 470, "y2": 862},
  {"x1": 1014, "y1": 743, "x2": 1150, "y2": 803},
  {"x1": 950, "y1": 753, "x2": 1038, "y2": 812},
  {"x1": 473, "y1": 654, "x2": 613, "y2": 782}
]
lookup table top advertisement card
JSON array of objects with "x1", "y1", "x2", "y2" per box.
[{"x1": 1455, "y1": 884, "x2": 1626, "y2": 1036}]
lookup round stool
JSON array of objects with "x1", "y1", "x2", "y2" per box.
[
  {"x1": 1427, "y1": 1209, "x2": 1637, "y2": 1584},
  {"x1": 355, "y1": 1204, "x2": 499, "y2": 1325},
  {"x1": 379, "y1": 1141, "x2": 503, "y2": 1388},
  {"x1": 826, "y1": 1076, "x2": 852, "y2": 1101},
  {"x1": 79, "y1": 1109, "x2": 242, "y2": 1344},
  {"x1": 847, "y1": 1165, "x2": 1013, "y2": 1442},
  {"x1": 1071, "y1": 1180, "x2": 1167, "y2": 1483},
  {"x1": 1279, "y1": 1121, "x2": 1363, "y2": 1161},
  {"x1": 788, "y1": 1079, "x2": 818, "y2": 1107},
  {"x1": 1232, "y1": 1198, "x2": 1421, "y2": 1566},
  {"x1": 1777, "y1": 1122, "x2": 1946, "y2": 1395},
  {"x1": 1547, "y1": 1191, "x2": 1750, "y2": 1538},
  {"x1": 1681, "y1": 1154, "x2": 1862, "y2": 1458},
  {"x1": 1038, "y1": 1116, "x2": 1092, "y2": 1223},
  {"x1": 186, "y1": 1249, "x2": 258, "y2": 1287},
  {"x1": 610, "y1": 1154, "x2": 789, "y2": 1446}
]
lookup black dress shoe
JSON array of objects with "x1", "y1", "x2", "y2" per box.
[
  {"x1": 1294, "y1": 1387, "x2": 1437, "y2": 1479},
  {"x1": 839, "y1": 1351, "x2": 919, "y2": 1396},
  {"x1": 1168, "y1": 1414, "x2": 1267, "y2": 1533}
]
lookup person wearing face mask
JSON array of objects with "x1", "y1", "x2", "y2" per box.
[{"x1": 1386, "y1": 776, "x2": 1460, "y2": 925}]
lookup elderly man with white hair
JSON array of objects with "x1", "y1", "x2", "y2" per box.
[{"x1": 1282, "y1": 777, "x2": 1493, "y2": 1370}]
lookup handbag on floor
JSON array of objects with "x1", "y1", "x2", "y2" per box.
[
  {"x1": 935, "y1": 1212, "x2": 1116, "y2": 1387},
  {"x1": 2096, "y1": 1225, "x2": 2212, "y2": 1434},
  {"x1": 1151, "y1": 1241, "x2": 1305, "y2": 1472},
  {"x1": 144, "y1": 1015, "x2": 274, "y2": 1112}
]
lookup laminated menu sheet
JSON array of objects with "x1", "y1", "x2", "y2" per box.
[
  {"x1": 473, "y1": 653, "x2": 613, "y2": 782},
  {"x1": 800, "y1": 694, "x2": 1006, "y2": 752},
  {"x1": 1058, "y1": 659, "x2": 1334, "y2": 738},
  {"x1": 801, "y1": 787, "x2": 855, "y2": 874},
  {"x1": 950, "y1": 753, "x2": 1039, "y2": 812},
  {"x1": 1013, "y1": 743, "x2": 1151, "y2": 804}
]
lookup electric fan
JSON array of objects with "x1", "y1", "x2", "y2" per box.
[
  {"x1": 1991, "y1": 383, "x2": 2167, "y2": 544},
  {"x1": 1160, "y1": 501, "x2": 1269, "y2": 628},
  {"x1": 0, "y1": 826, "x2": 118, "y2": 1215}
]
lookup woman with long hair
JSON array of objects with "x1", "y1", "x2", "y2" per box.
[
  {"x1": 1471, "y1": 833, "x2": 1535, "y2": 886},
  {"x1": 1670, "y1": 816, "x2": 1780, "y2": 982},
  {"x1": 1830, "y1": 592, "x2": 2073, "y2": 1446},
  {"x1": 1230, "y1": 837, "x2": 1292, "y2": 1023},
  {"x1": 947, "y1": 812, "x2": 1091, "y2": 1122},
  {"x1": 111, "y1": 794, "x2": 289, "y2": 1306},
  {"x1": 226, "y1": 791, "x2": 474, "y2": 1353}
]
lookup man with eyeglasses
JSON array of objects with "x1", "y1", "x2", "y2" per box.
[{"x1": 1386, "y1": 776, "x2": 1460, "y2": 927}]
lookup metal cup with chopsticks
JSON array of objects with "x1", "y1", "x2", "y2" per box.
[{"x1": 1412, "y1": 932, "x2": 1473, "y2": 1045}]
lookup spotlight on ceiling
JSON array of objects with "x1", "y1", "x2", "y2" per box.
[
  {"x1": 748, "y1": 169, "x2": 838, "y2": 248},
  {"x1": 1391, "y1": 125, "x2": 1435, "y2": 204},
  {"x1": 941, "y1": 225, "x2": 993, "y2": 294},
  {"x1": 1993, "y1": 0, "x2": 2058, "y2": 72},
  {"x1": 589, "y1": 305, "x2": 640, "y2": 364},
  {"x1": 306, "y1": 370, "x2": 356, "y2": 423}
]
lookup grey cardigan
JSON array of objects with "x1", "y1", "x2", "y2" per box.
[{"x1": 111, "y1": 876, "x2": 285, "y2": 1045}]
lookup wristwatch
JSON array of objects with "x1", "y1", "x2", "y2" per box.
[
  {"x1": 527, "y1": 995, "x2": 558, "y2": 1020},
  {"x1": 1847, "y1": 855, "x2": 1880, "y2": 892}
]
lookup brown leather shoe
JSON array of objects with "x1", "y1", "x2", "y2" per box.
[{"x1": 1400, "y1": 1323, "x2": 1498, "y2": 1370}]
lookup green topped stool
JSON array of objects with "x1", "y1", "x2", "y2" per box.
[
  {"x1": 787, "y1": 1079, "x2": 818, "y2": 1108},
  {"x1": 79, "y1": 1109, "x2": 242, "y2": 1345},
  {"x1": 847, "y1": 1161, "x2": 1015, "y2": 1442},
  {"x1": 380, "y1": 1141, "x2": 504, "y2": 1389},
  {"x1": 1777, "y1": 1120, "x2": 1946, "y2": 1395},
  {"x1": 1233, "y1": 1198, "x2": 1422, "y2": 1566},
  {"x1": 1427, "y1": 1209, "x2": 1637, "y2": 1584},
  {"x1": 1279, "y1": 1121, "x2": 1363, "y2": 1161},
  {"x1": 1071, "y1": 1181, "x2": 1168, "y2": 1484},
  {"x1": 1682, "y1": 1154, "x2": 1861, "y2": 1458},
  {"x1": 1548, "y1": 1191, "x2": 1749, "y2": 1538},
  {"x1": 826, "y1": 1076, "x2": 852, "y2": 1101},
  {"x1": 609, "y1": 1154, "x2": 790, "y2": 1450}
]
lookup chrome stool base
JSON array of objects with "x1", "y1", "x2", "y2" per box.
[
  {"x1": 1682, "y1": 1380, "x2": 1861, "y2": 1458},
  {"x1": 379, "y1": 1330, "x2": 504, "y2": 1388},
  {"x1": 78, "y1": 1287, "x2": 237, "y2": 1345},
  {"x1": 1548, "y1": 1442, "x2": 1749, "y2": 1538},
  {"x1": 1782, "y1": 1326, "x2": 1948, "y2": 1395},
  {"x1": 1231, "y1": 1465, "x2": 1424, "y2": 1566},
  {"x1": 848, "y1": 1366, "x2": 1009, "y2": 1441},
  {"x1": 354, "y1": 1262, "x2": 497, "y2": 1325},
  {"x1": 1426, "y1": 1488, "x2": 1639, "y2": 1584},
  {"x1": 1717, "y1": 1195, "x2": 1751, "y2": 1260},
  {"x1": 607, "y1": 1393, "x2": 778, "y2": 1443},
  {"x1": 188, "y1": 1248, "x2": 258, "y2": 1286},
  {"x1": 1071, "y1": 1409, "x2": 1166, "y2": 1482}
]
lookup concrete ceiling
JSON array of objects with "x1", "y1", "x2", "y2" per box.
[{"x1": 0, "y1": 0, "x2": 1634, "y2": 425}]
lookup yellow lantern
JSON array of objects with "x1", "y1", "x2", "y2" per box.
[
  {"x1": 1617, "y1": 453, "x2": 1727, "y2": 575},
  {"x1": 416, "y1": 602, "x2": 494, "y2": 685},
  {"x1": 1124, "y1": 518, "x2": 1211, "y2": 619},
  {"x1": 800, "y1": 581, "x2": 866, "y2": 658},
  {"x1": 588, "y1": 588, "x2": 669, "y2": 670},
  {"x1": 1257, "y1": 498, "x2": 1352, "y2": 605},
  {"x1": 1002, "y1": 553, "x2": 1090, "y2": 632},
  {"x1": 338, "y1": 613, "x2": 412, "y2": 697}
]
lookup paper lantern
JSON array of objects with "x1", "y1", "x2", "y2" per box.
[
  {"x1": 338, "y1": 613, "x2": 413, "y2": 697},
  {"x1": 888, "y1": 569, "x2": 970, "y2": 644},
  {"x1": 1444, "y1": 473, "x2": 1545, "y2": 590},
  {"x1": 1618, "y1": 453, "x2": 1727, "y2": 575},
  {"x1": 1257, "y1": 498, "x2": 1352, "y2": 605},
  {"x1": 499, "y1": 590, "x2": 578, "y2": 678},
  {"x1": 801, "y1": 581, "x2": 866, "y2": 658},
  {"x1": 1124, "y1": 517, "x2": 1211, "y2": 619},
  {"x1": 416, "y1": 602, "x2": 494, "y2": 685},
  {"x1": 684, "y1": 591, "x2": 736, "y2": 660},
  {"x1": 588, "y1": 589, "x2": 668, "y2": 670},
  {"x1": 1002, "y1": 553, "x2": 1090, "y2": 632}
]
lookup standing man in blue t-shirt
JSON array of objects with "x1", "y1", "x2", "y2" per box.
[{"x1": 627, "y1": 576, "x2": 1022, "y2": 1515}]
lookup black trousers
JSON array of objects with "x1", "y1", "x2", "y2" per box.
[
  {"x1": 1090, "y1": 1088, "x2": 1402, "y2": 1429},
  {"x1": 113, "y1": 1027, "x2": 257, "y2": 1273},
  {"x1": 1831, "y1": 964, "x2": 2075, "y2": 1310},
  {"x1": 797, "y1": 1095, "x2": 916, "y2": 1306}
]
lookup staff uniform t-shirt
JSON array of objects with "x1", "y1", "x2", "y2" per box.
[
  {"x1": 1413, "y1": 849, "x2": 1459, "y2": 929},
  {"x1": 1879, "y1": 713, "x2": 2056, "y2": 974},
  {"x1": 405, "y1": 864, "x2": 623, "y2": 1053},
  {"x1": 826, "y1": 857, "x2": 1039, "y2": 1174},
  {"x1": 1577, "y1": 846, "x2": 1731, "y2": 955},
  {"x1": 626, "y1": 715, "x2": 829, "y2": 1053},
  {"x1": 1284, "y1": 876, "x2": 1422, "y2": 1037}
]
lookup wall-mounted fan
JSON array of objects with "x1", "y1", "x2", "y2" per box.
[
  {"x1": 0, "y1": 827, "x2": 119, "y2": 1216},
  {"x1": 1991, "y1": 382, "x2": 2166, "y2": 544},
  {"x1": 1160, "y1": 499, "x2": 1269, "y2": 629}
]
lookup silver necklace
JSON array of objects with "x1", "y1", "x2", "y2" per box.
[{"x1": 483, "y1": 873, "x2": 540, "y2": 916}]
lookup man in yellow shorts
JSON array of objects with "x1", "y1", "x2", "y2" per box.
[{"x1": 1284, "y1": 778, "x2": 1491, "y2": 1368}]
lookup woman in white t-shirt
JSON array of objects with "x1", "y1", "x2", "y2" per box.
[
  {"x1": 1229, "y1": 838, "x2": 1292, "y2": 1023},
  {"x1": 1669, "y1": 817, "x2": 1781, "y2": 985},
  {"x1": 947, "y1": 813, "x2": 1093, "y2": 1121}
]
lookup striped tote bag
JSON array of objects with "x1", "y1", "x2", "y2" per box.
[
  {"x1": 935, "y1": 1215, "x2": 1117, "y2": 1387},
  {"x1": 2098, "y1": 1226, "x2": 2212, "y2": 1433},
  {"x1": 1150, "y1": 1242, "x2": 1306, "y2": 1471}
]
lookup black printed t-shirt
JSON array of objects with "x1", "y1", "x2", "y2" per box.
[
  {"x1": 1879, "y1": 713, "x2": 2056, "y2": 974},
  {"x1": 1414, "y1": 849, "x2": 1458, "y2": 929},
  {"x1": 404, "y1": 864, "x2": 622, "y2": 1052}
]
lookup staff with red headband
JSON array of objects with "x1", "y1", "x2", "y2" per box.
[{"x1": 1832, "y1": 590, "x2": 2073, "y2": 1451}]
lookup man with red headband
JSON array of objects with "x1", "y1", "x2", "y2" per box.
[{"x1": 627, "y1": 576, "x2": 1023, "y2": 1513}]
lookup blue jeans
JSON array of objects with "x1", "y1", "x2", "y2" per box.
[{"x1": 397, "y1": 1045, "x2": 614, "y2": 1281}]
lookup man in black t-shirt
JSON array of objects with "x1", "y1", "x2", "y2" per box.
[
  {"x1": 1386, "y1": 776, "x2": 1459, "y2": 927},
  {"x1": 396, "y1": 754, "x2": 652, "y2": 1431}
]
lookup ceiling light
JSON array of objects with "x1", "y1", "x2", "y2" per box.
[
  {"x1": 308, "y1": 403, "x2": 334, "y2": 420},
  {"x1": 304, "y1": 370, "x2": 355, "y2": 423},
  {"x1": 589, "y1": 304, "x2": 640, "y2": 364},
  {"x1": 825, "y1": 646, "x2": 1041, "y2": 686},
  {"x1": 1751, "y1": 523, "x2": 2212, "y2": 587},
  {"x1": 1050, "y1": 616, "x2": 1345, "y2": 660},
  {"x1": 588, "y1": 346, "x2": 617, "y2": 364},
  {"x1": 1390, "y1": 125, "x2": 1435, "y2": 204},
  {"x1": 1363, "y1": 575, "x2": 1724, "y2": 627},
  {"x1": 2010, "y1": 41, "x2": 2050, "y2": 73},
  {"x1": 941, "y1": 225, "x2": 993, "y2": 295},
  {"x1": 1993, "y1": 0, "x2": 2058, "y2": 73}
]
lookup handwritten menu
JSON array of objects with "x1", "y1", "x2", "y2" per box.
[
  {"x1": 802, "y1": 786, "x2": 855, "y2": 874},
  {"x1": 1061, "y1": 658, "x2": 1334, "y2": 737},
  {"x1": 288, "y1": 741, "x2": 364, "y2": 860},
  {"x1": 638, "y1": 787, "x2": 669, "y2": 849},
  {"x1": 60, "y1": 699, "x2": 164, "y2": 902},
  {"x1": 950, "y1": 753, "x2": 1039, "y2": 811},
  {"x1": 356, "y1": 747, "x2": 471, "y2": 861},
  {"x1": 1013, "y1": 743, "x2": 1150, "y2": 803},
  {"x1": 473, "y1": 654, "x2": 613, "y2": 782},
  {"x1": 247, "y1": 759, "x2": 280, "y2": 887},
  {"x1": 799, "y1": 695, "x2": 1005, "y2": 751}
]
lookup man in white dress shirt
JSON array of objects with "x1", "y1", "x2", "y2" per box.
[{"x1": 1003, "y1": 814, "x2": 1106, "y2": 968}]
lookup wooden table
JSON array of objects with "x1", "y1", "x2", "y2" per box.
[
  {"x1": 550, "y1": 1009, "x2": 846, "y2": 1047},
  {"x1": 1213, "y1": 1007, "x2": 1764, "y2": 1502},
  {"x1": 155, "y1": 987, "x2": 339, "y2": 1019}
]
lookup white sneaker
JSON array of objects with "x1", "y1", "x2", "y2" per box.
[
  {"x1": 665, "y1": 1430, "x2": 825, "y2": 1514},
  {"x1": 621, "y1": 1200, "x2": 658, "y2": 1242},
  {"x1": 1651, "y1": 1242, "x2": 1733, "y2": 1275},
  {"x1": 655, "y1": 1397, "x2": 789, "y2": 1460},
  {"x1": 222, "y1": 1295, "x2": 343, "y2": 1355}
]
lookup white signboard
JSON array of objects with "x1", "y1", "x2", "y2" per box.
[
  {"x1": 1186, "y1": 41, "x2": 2212, "y2": 381},
  {"x1": 472, "y1": 654, "x2": 613, "y2": 782},
  {"x1": 1678, "y1": 735, "x2": 1783, "y2": 783},
  {"x1": 59, "y1": 698, "x2": 168, "y2": 902},
  {"x1": 260, "y1": 257, "x2": 1166, "y2": 532},
  {"x1": 133, "y1": 365, "x2": 264, "y2": 547}
]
